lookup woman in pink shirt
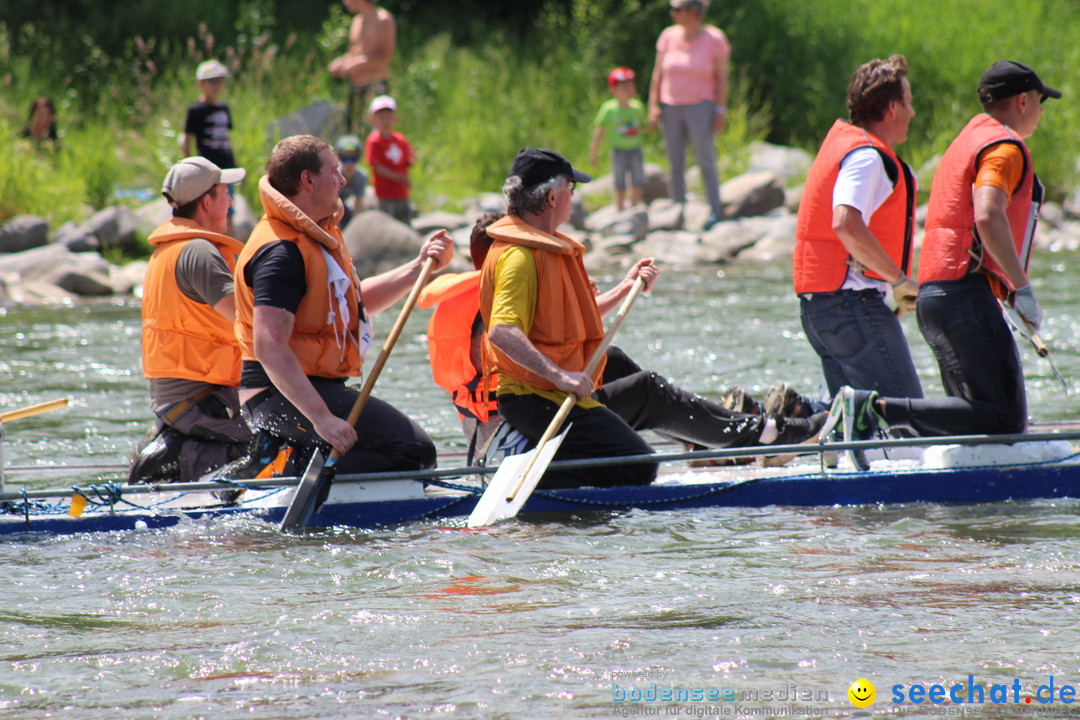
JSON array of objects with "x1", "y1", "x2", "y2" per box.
[{"x1": 647, "y1": 0, "x2": 730, "y2": 229}]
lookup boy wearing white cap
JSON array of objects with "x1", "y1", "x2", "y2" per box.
[
  {"x1": 182, "y1": 60, "x2": 237, "y2": 172},
  {"x1": 364, "y1": 94, "x2": 415, "y2": 225},
  {"x1": 130, "y1": 156, "x2": 254, "y2": 484}
]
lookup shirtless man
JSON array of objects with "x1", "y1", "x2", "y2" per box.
[{"x1": 328, "y1": 0, "x2": 396, "y2": 134}]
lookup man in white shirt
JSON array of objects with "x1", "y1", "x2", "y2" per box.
[{"x1": 792, "y1": 55, "x2": 922, "y2": 399}]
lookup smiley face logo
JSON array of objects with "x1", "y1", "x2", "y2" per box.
[{"x1": 848, "y1": 678, "x2": 876, "y2": 708}]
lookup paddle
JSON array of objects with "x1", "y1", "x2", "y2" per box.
[
  {"x1": 0, "y1": 398, "x2": 69, "y2": 424},
  {"x1": 279, "y1": 255, "x2": 438, "y2": 531},
  {"x1": 467, "y1": 276, "x2": 647, "y2": 528},
  {"x1": 1000, "y1": 301, "x2": 1068, "y2": 392},
  {"x1": 0, "y1": 398, "x2": 69, "y2": 493}
]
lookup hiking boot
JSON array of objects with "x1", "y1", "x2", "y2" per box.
[
  {"x1": 128, "y1": 427, "x2": 184, "y2": 484},
  {"x1": 214, "y1": 430, "x2": 290, "y2": 480},
  {"x1": 721, "y1": 386, "x2": 760, "y2": 415},
  {"x1": 771, "y1": 411, "x2": 829, "y2": 446}
]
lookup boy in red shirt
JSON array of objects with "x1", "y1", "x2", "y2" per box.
[{"x1": 365, "y1": 94, "x2": 414, "y2": 225}]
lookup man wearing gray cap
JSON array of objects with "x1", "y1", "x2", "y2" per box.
[
  {"x1": 129, "y1": 156, "x2": 254, "y2": 484},
  {"x1": 839, "y1": 60, "x2": 1061, "y2": 441}
]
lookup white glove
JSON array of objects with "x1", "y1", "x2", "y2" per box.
[{"x1": 1013, "y1": 284, "x2": 1044, "y2": 331}]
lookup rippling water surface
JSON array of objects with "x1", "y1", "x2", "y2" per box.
[{"x1": 3, "y1": 261, "x2": 1080, "y2": 719}]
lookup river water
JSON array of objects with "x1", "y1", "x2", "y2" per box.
[{"x1": 2, "y1": 260, "x2": 1080, "y2": 720}]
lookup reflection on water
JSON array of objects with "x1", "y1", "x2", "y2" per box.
[{"x1": 2, "y1": 263, "x2": 1080, "y2": 718}]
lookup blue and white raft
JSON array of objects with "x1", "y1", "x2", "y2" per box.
[{"x1": 3, "y1": 429, "x2": 1080, "y2": 536}]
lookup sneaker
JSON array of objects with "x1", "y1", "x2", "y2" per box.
[
  {"x1": 721, "y1": 386, "x2": 760, "y2": 415},
  {"x1": 837, "y1": 386, "x2": 887, "y2": 470},
  {"x1": 703, "y1": 211, "x2": 723, "y2": 231}
]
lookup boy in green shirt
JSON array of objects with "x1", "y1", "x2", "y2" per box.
[{"x1": 590, "y1": 67, "x2": 649, "y2": 210}]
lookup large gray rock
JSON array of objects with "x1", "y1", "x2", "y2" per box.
[
  {"x1": 109, "y1": 260, "x2": 148, "y2": 295},
  {"x1": 134, "y1": 197, "x2": 173, "y2": 239},
  {"x1": 83, "y1": 206, "x2": 141, "y2": 250},
  {"x1": 230, "y1": 192, "x2": 257, "y2": 243},
  {"x1": 584, "y1": 205, "x2": 650, "y2": 242},
  {"x1": 266, "y1": 100, "x2": 345, "y2": 146},
  {"x1": 343, "y1": 209, "x2": 424, "y2": 277},
  {"x1": 0, "y1": 215, "x2": 49, "y2": 253},
  {"x1": 413, "y1": 210, "x2": 469, "y2": 235},
  {"x1": 53, "y1": 221, "x2": 100, "y2": 252},
  {"x1": 721, "y1": 171, "x2": 785, "y2": 220},
  {"x1": 729, "y1": 214, "x2": 799, "y2": 262},
  {"x1": 701, "y1": 221, "x2": 766, "y2": 261},
  {"x1": 642, "y1": 163, "x2": 670, "y2": 204},
  {"x1": 647, "y1": 198, "x2": 685, "y2": 232},
  {"x1": 745, "y1": 141, "x2": 813, "y2": 185},
  {"x1": 638, "y1": 230, "x2": 728, "y2": 265}
]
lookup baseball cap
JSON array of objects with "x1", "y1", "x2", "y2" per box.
[
  {"x1": 509, "y1": 147, "x2": 592, "y2": 189},
  {"x1": 370, "y1": 95, "x2": 397, "y2": 114},
  {"x1": 196, "y1": 60, "x2": 230, "y2": 81},
  {"x1": 335, "y1": 135, "x2": 363, "y2": 155},
  {"x1": 978, "y1": 60, "x2": 1061, "y2": 103},
  {"x1": 608, "y1": 67, "x2": 636, "y2": 89},
  {"x1": 670, "y1": 0, "x2": 706, "y2": 9},
  {"x1": 162, "y1": 157, "x2": 245, "y2": 208}
]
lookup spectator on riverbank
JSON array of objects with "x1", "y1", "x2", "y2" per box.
[
  {"x1": 590, "y1": 67, "x2": 649, "y2": 210},
  {"x1": 647, "y1": 0, "x2": 729, "y2": 229},
  {"x1": 365, "y1": 95, "x2": 414, "y2": 225},
  {"x1": 329, "y1": 0, "x2": 396, "y2": 135},
  {"x1": 129, "y1": 157, "x2": 251, "y2": 484},
  {"x1": 793, "y1": 55, "x2": 922, "y2": 400},
  {"x1": 20, "y1": 96, "x2": 60, "y2": 149},
  {"x1": 182, "y1": 60, "x2": 237, "y2": 172},
  {"x1": 335, "y1": 134, "x2": 368, "y2": 227}
]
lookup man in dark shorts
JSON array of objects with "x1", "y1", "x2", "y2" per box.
[{"x1": 233, "y1": 135, "x2": 452, "y2": 475}]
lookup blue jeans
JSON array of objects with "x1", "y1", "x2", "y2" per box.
[{"x1": 800, "y1": 290, "x2": 923, "y2": 398}]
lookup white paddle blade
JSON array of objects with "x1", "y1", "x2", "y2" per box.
[{"x1": 466, "y1": 428, "x2": 569, "y2": 528}]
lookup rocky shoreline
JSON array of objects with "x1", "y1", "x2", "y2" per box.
[{"x1": 3, "y1": 141, "x2": 1080, "y2": 307}]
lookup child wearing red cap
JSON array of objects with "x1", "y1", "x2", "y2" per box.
[{"x1": 590, "y1": 67, "x2": 649, "y2": 210}]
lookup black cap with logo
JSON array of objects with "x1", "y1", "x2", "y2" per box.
[
  {"x1": 978, "y1": 60, "x2": 1061, "y2": 103},
  {"x1": 509, "y1": 147, "x2": 592, "y2": 189}
]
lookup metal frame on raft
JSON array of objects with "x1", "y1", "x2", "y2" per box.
[{"x1": 2, "y1": 429, "x2": 1080, "y2": 536}]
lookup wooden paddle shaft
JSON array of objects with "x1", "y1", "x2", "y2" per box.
[
  {"x1": 328, "y1": 256, "x2": 438, "y2": 461},
  {"x1": 506, "y1": 276, "x2": 647, "y2": 500},
  {"x1": 0, "y1": 398, "x2": 69, "y2": 424}
]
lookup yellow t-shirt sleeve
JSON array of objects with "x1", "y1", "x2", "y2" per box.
[
  {"x1": 488, "y1": 245, "x2": 537, "y2": 332},
  {"x1": 974, "y1": 142, "x2": 1025, "y2": 196}
]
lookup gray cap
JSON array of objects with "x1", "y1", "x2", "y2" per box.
[{"x1": 162, "y1": 157, "x2": 245, "y2": 208}]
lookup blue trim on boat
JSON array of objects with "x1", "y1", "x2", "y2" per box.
[{"x1": 4, "y1": 461, "x2": 1079, "y2": 536}]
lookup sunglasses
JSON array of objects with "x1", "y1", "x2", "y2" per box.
[{"x1": 339, "y1": 154, "x2": 360, "y2": 163}]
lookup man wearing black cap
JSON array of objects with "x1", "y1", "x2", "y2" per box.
[
  {"x1": 478, "y1": 148, "x2": 660, "y2": 488},
  {"x1": 840, "y1": 60, "x2": 1061, "y2": 440},
  {"x1": 130, "y1": 156, "x2": 253, "y2": 483}
]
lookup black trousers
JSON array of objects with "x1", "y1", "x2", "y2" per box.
[
  {"x1": 497, "y1": 393, "x2": 657, "y2": 490},
  {"x1": 882, "y1": 274, "x2": 1026, "y2": 436},
  {"x1": 243, "y1": 378, "x2": 437, "y2": 475}
]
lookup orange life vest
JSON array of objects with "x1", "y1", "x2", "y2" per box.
[
  {"x1": 141, "y1": 218, "x2": 245, "y2": 386},
  {"x1": 417, "y1": 270, "x2": 498, "y2": 422},
  {"x1": 919, "y1": 114, "x2": 1039, "y2": 294},
  {"x1": 793, "y1": 120, "x2": 915, "y2": 294},
  {"x1": 478, "y1": 215, "x2": 607, "y2": 391},
  {"x1": 235, "y1": 177, "x2": 366, "y2": 380}
]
